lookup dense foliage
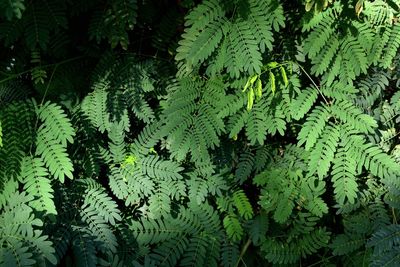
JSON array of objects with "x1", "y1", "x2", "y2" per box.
[{"x1": 0, "y1": 0, "x2": 399, "y2": 266}]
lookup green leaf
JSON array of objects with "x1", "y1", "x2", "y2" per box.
[{"x1": 223, "y1": 214, "x2": 243, "y2": 242}]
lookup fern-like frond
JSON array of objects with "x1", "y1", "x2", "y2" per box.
[
  {"x1": 226, "y1": 20, "x2": 262, "y2": 77},
  {"x1": 128, "y1": 216, "x2": 181, "y2": 246},
  {"x1": 307, "y1": 124, "x2": 340, "y2": 179},
  {"x1": 108, "y1": 121, "x2": 127, "y2": 163},
  {"x1": 162, "y1": 77, "x2": 225, "y2": 164},
  {"x1": 150, "y1": 236, "x2": 189, "y2": 266},
  {"x1": 331, "y1": 100, "x2": 377, "y2": 133},
  {"x1": 139, "y1": 155, "x2": 183, "y2": 181},
  {"x1": 331, "y1": 233, "x2": 366, "y2": 256},
  {"x1": 341, "y1": 37, "x2": 368, "y2": 78},
  {"x1": 369, "y1": 26, "x2": 391, "y2": 65},
  {"x1": 232, "y1": 190, "x2": 253, "y2": 220},
  {"x1": 82, "y1": 187, "x2": 122, "y2": 226},
  {"x1": 235, "y1": 149, "x2": 254, "y2": 183},
  {"x1": 364, "y1": 0, "x2": 395, "y2": 26},
  {"x1": 220, "y1": 240, "x2": 240, "y2": 267},
  {"x1": 368, "y1": 224, "x2": 400, "y2": 267},
  {"x1": 130, "y1": 121, "x2": 164, "y2": 156},
  {"x1": 0, "y1": 186, "x2": 57, "y2": 265},
  {"x1": 380, "y1": 24, "x2": 400, "y2": 68},
  {"x1": 35, "y1": 129, "x2": 73, "y2": 182},
  {"x1": 303, "y1": 16, "x2": 336, "y2": 58},
  {"x1": 345, "y1": 134, "x2": 400, "y2": 179},
  {"x1": 180, "y1": 235, "x2": 218, "y2": 267},
  {"x1": 23, "y1": 0, "x2": 66, "y2": 49},
  {"x1": 247, "y1": 213, "x2": 268, "y2": 245},
  {"x1": 291, "y1": 87, "x2": 318, "y2": 120},
  {"x1": 297, "y1": 227, "x2": 331, "y2": 257},
  {"x1": 0, "y1": 101, "x2": 35, "y2": 180},
  {"x1": 88, "y1": 0, "x2": 137, "y2": 48},
  {"x1": 261, "y1": 238, "x2": 300, "y2": 264},
  {"x1": 80, "y1": 206, "x2": 118, "y2": 254},
  {"x1": 247, "y1": 0, "x2": 275, "y2": 53},
  {"x1": 184, "y1": 0, "x2": 224, "y2": 30},
  {"x1": 108, "y1": 166, "x2": 129, "y2": 201},
  {"x1": 332, "y1": 147, "x2": 359, "y2": 206},
  {"x1": 176, "y1": 18, "x2": 226, "y2": 67},
  {"x1": 81, "y1": 85, "x2": 110, "y2": 133},
  {"x1": 254, "y1": 145, "x2": 273, "y2": 172},
  {"x1": 223, "y1": 214, "x2": 243, "y2": 242},
  {"x1": 19, "y1": 156, "x2": 56, "y2": 215},
  {"x1": 147, "y1": 184, "x2": 173, "y2": 218},
  {"x1": 37, "y1": 101, "x2": 75, "y2": 146},
  {"x1": 311, "y1": 36, "x2": 340, "y2": 76},
  {"x1": 297, "y1": 104, "x2": 331, "y2": 150},
  {"x1": 187, "y1": 174, "x2": 209, "y2": 205},
  {"x1": 245, "y1": 95, "x2": 287, "y2": 145},
  {"x1": 71, "y1": 226, "x2": 98, "y2": 267}
]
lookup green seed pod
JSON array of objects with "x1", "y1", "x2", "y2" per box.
[
  {"x1": 256, "y1": 78, "x2": 262, "y2": 100},
  {"x1": 243, "y1": 75, "x2": 258, "y2": 92},
  {"x1": 280, "y1": 66, "x2": 288, "y2": 87},
  {"x1": 247, "y1": 87, "x2": 254, "y2": 111},
  {"x1": 270, "y1": 71, "x2": 276, "y2": 95}
]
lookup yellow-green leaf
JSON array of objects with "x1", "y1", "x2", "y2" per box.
[
  {"x1": 267, "y1": 62, "x2": 279, "y2": 69},
  {"x1": 124, "y1": 155, "x2": 137, "y2": 165}
]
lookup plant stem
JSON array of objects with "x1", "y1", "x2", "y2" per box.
[
  {"x1": 306, "y1": 255, "x2": 337, "y2": 267},
  {"x1": 234, "y1": 238, "x2": 251, "y2": 267},
  {"x1": 0, "y1": 55, "x2": 85, "y2": 85},
  {"x1": 296, "y1": 63, "x2": 330, "y2": 106}
]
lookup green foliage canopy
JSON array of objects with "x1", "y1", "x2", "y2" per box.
[{"x1": 0, "y1": 0, "x2": 399, "y2": 266}]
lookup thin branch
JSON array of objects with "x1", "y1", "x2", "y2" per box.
[
  {"x1": 306, "y1": 255, "x2": 337, "y2": 267},
  {"x1": 234, "y1": 238, "x2": 251, "y2": 267},
  {"x1": 0, "y1": 55, "x2": 85, "y2": 85},
  {"x1": 296, "y1": 62, "x2": 330, "y2": 106}
]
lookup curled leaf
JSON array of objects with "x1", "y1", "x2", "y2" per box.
[
  {"x1": 305, "y1": 0, "x2": 314, "y2": 12},
  {"x1": 355, "y1": 0, "x2": 364, "y2": 17}
]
